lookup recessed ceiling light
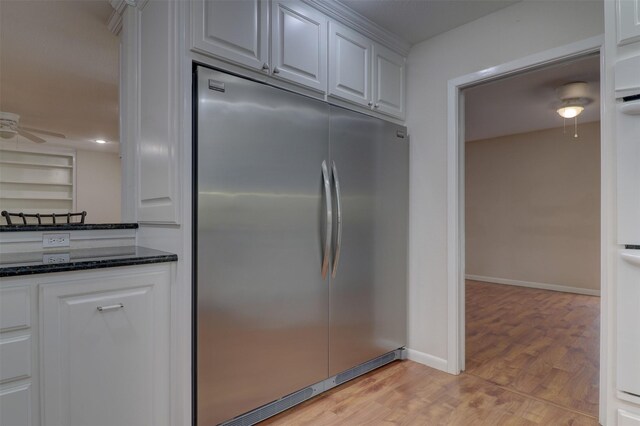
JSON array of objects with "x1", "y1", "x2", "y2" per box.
[{"x1": 95, "y1": 139, "x2": 107, "y2": 144}]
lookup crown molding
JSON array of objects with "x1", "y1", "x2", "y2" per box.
[
  {"x1": 107, "y1": 0, "x2": 133, "y2": 35},
  {"x1": 301, "y1": 0, "x2": 411, "y2": 55}
]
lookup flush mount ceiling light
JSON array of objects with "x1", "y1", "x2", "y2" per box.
[
  {"x1": 557, "y1": 104, "x2": 584, "y2": 119},
  {"x1": 555, "y1": 82, "x2": 592, "y2": 138},
  {"x1": 95, "y1": 139, "x2": 107, "y2": 144}
]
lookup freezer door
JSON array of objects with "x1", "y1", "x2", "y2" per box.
[
  {"x1": 328, "y1": 106, "x2": 409, "y2": 376},
  {"x1": 195, "y1": 67, "x2": 330, "y2": 425}
]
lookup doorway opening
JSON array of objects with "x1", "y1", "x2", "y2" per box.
[{"x1": 447, "y1": 37, "x2": 604, "y2": 423}]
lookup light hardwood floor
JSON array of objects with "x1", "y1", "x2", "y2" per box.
[
  {"x1": 465, "y1": 280, "x2": 600, "y2": 418},
  {"x1": 262, "y1": 281, "x2": 600, "y2": 425}
]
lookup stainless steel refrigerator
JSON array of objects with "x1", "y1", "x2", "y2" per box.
[{"x1": 195, "y1": 65, "x2": 408, "y2": 426}]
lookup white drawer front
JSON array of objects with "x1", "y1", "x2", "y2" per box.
[
  {"x1": 0, "y1": 383, "x2": 31, "y2": 426},
  {"x1": 616, "y1": 99, "x2": 640, "y2": 244},
  {"x1": 620, "y1": 409, "x2": 640, "y2": 426},
  {"x1": 0, "y1": 335, "x2": 31, "y2": 383},
  {"x1": 617, "y1": 250, "x2": 640, "y2": 396},
  {"x1": 0, "y1": 286, "x2": 30, "y2": 332}
]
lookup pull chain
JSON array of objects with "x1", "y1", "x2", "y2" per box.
[{"x1": 574, "y1": 116, "x2": 578, "y2": 138}]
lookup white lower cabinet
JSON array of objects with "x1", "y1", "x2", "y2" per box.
[
  {"x1": 0, "y1": 264, "x2": 172, "y2": 426},
  {"x1": 620, "y1": 409, "x2": 640, "y2": 426},
  {"x1": 0, "y1": 383, "x2": 32, "y2": 426},
  {"x1": 40, "y1": 267, "x2": 171, "y2": 426}
]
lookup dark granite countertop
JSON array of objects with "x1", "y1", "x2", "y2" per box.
[
  {"x1": 0, "y1": 246, "x2": 177, "y2": 277},
  {"x1": 0, "y1": 223, "x2": 139, "y2": 232}
]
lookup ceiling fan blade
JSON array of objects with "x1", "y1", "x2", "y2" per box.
[
  {"x1": 20, "y1": 126, "x2": 66, "y2": 139},
  {"x1": 18, "y1": 129, "x2": 47, "y2": 144}
]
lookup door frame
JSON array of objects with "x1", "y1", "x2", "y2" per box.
[{"x1": 446, "y1": 35, "x2": 607, "y2": 421}]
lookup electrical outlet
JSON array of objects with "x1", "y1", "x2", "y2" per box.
[
  {"x1": 42, "y1": 233, "x2": 70, "y2": 248},
  {"x1": 42, "y1": 253, "x2": 70, "y2": 264}
]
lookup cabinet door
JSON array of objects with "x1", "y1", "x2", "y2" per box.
[
  {"x1": 271, "y1": 1, "x2": 327, "y2": 92},
  {"x1": 192, "y1": 0, "x2": 269, "y2": 71},
  {"x1": 40, "y1": 268, "x2": 170, "y2": 426},
  {"x1": 372, "y1": 43, "x2": 406, "y2": 119},
  {"x1": 328, "y1": 21, "x2": 372, "y2": 107},
  {"x1": 137, "y1": 0, "x2": 180, "y2": 223},
  {"x1": 0, "y1": 384, "x2": 31, "y2": 426},
  {"x1": 617, "y1": 0, "x2": 640, "y2": 45}
]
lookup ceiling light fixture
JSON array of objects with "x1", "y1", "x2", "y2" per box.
[
  {"x1": 95, "y1": 139, "x2": 107, "y2": 144},
  {"x1": 555, "y1": 82, "x2": 592, "y2": 138},
  {"x1": 557, "y1": 104, "x2": 584, "y2": 119}
]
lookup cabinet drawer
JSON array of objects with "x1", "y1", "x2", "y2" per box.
[
  {"x1": 619, "y1": 409, "x2": 640, "y2": 426},
  {"x1": 0, "y1": 335, "x2": 31, "y2": 383},
  {"x1": 0, "y1": 383, "x2": 32, "y2": 426},
  {"x1": 0, "y1": 286, "x2": 30, "y2": 332}
]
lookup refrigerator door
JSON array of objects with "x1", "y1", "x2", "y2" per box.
[
  {"x1": 195, "y1": 67, "x2": 330, "y2": 425},
  {"x1": 328, "y1": 106, "x2": 409, "y2": 376}
]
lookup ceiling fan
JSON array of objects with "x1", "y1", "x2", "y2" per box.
[{"x1": 0, "y1": 111, "x2": 66, "y2": 144}]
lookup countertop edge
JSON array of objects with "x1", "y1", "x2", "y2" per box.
[
  {"x1": 0, "y1": 253, "x2": 178, "y2": 278},
  {"x1": 0, "y1": 223, "x2": 139, "y2": 232}
]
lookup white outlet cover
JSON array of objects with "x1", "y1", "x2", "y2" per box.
[
  {"x1": 42, "y1": 233, "x2": 70, "y2": 248},
  {"x1": 42, "y1": 253, "x2": 70, "y2": 264}
]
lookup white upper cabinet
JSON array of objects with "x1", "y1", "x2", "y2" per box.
[
  {"x1": 192, "y1": 0, "x2": 269, "y2": 71},
  {"x1": 617, "y1": 0, "x2": 640, "y2": 45},
  {"x1": 329, "y1": 22, "x2": 407, "y2": 119},
  {"x1": 137, "y1": 0, "x2": 180, "y2": 223},
  {"x1": 188, "y1": 0, "x2": 407, "y2": 119},
  {"x1": 328, "y1": 21, "x2": 373, "y2": 107},
  {"x1": 372, "y1": 43, "x2": 406, "y2": 119},
  {"x1": 271, "y1": 1, "x2": 327, "y2": 92}
]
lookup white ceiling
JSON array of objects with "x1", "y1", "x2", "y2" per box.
[
  {"x1": 337, "y1": 0, "x2": 520, "y2": 45},
  {"x1": 0, "y1": 0, "x2": 119, "y2": 152},
  {"x1": 464, "y1": 54, "x2": 601, "y2": 142}
]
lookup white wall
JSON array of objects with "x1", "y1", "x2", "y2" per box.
[
  {"x1": 406, "y1": 0, "x2": 604, "y2": 363},
  {"x1": 465, "y1": 123, "x2": 601, "y2": 294},
  {"x1": 76, "y1": 149, "x2": 121, "y2": 223}
]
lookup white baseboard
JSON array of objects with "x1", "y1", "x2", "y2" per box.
[
  {"x1": 465, "y1": 274, "x2": 600, "y2": 296},
  {"x1": 406, "y1": 348, "x2": 448, "y2": 372}
]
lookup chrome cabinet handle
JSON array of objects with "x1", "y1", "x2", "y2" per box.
[
  {"x1": 621, "y1": 252, "x2": 640, "y2": 266},
  {"x1": 331, "y1": 161, "x2": 342, "y2": 278},
  {"x1": 261, "y1": 63, "x2": 269, "y2": 72},
  {"x1": 367, "y1": 101, "x2": 373, "y2": 106},
  {"x1": 97, "y1": 303, "x2": 124, "y2": 312},
  {"x1": 374, "y1": 103, "x2": 379, "y2": 109},
  {"x1": 321, "y1": 160, "x2": 332, "y2": 279},
  {"x1": 273, "y1": 67, "x2": 280, "y2": 74}
]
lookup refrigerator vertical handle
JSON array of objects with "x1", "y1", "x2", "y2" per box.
[
  {"x1": 331, "y1": 162, "x2": 343, "y2": 278},
  {"x1": 321, "y1": 161, "x2": 332, "y2": 279}
]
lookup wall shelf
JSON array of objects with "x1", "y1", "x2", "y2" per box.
[
  {"x1": 0, "y1": 148, "x2": 76, "y2": 221},
  {"x1": 0, "y1": 180, "x2": 73, "y2": 186},
  {"x1": 0, "y1": 161, "x2": 73, "y2": 169}
]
